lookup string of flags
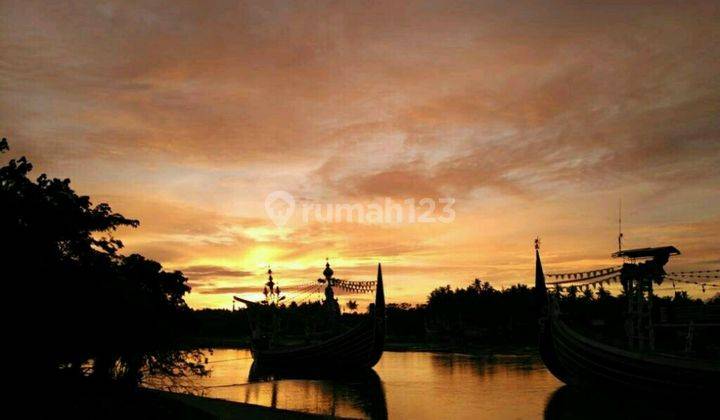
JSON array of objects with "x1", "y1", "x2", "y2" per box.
[
  {"x1": 551, "y1": 274, "x2": 622, "y2": 292},
  {"x1": 666, "y1": 272, "x2": 720, "y2": 279},
  {"x1": 334, "y1": 279, "x2": 376, "y2": 293},
  {"x1": 546, "y1": 266, "x2": 621, "y2": 284},
  {"x1": 666, "y1": 277, "x2": 720, "y2": 293},
  {"x1": 312, "y1": 279, "x2": 376, "y2": 294},
  {"x1": 547, "y1": 265, "x2": 720, "y2": 293},
  {"x1": 668, "y1": 269, "x2": 720, "y2": 275},
  {"x1": 550, "y1": 274, "x2": 720, "y2": 293}
]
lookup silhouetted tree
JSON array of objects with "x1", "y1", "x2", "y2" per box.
[{"x1": 1, "y1": 139, "x2": 204, "y2": 387}]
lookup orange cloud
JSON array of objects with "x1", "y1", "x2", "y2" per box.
[{"x1": 2, "y1": 1, "x2": 719, "y2": 308}]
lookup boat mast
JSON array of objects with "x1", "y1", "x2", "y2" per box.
[
  {"x1": 321, "y1": 260, "x2": 341, "y2": 320},
  {"x1": 618, "y1": 199, "x2": 623, "y2": 254},
  {"x1": 263, "y1": 267, "x2": 285, "y2": 305},
  {"x1": 614, "y1": 247, "x2": 679, "y2": 352}
]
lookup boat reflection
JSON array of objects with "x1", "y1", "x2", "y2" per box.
[
  {"x1": 544, "y1": 385, "x2": 707, "y2": 420},
  {"x1": 245, "y1": 363, "x2": 388, "y2": 419}
]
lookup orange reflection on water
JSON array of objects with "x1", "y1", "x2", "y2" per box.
[{"x1": 152, "y1": 349, "x2": 561, "y2": 419}]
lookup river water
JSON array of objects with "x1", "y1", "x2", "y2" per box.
[{"x1": 148, "y1": 348, "x2": 699, "y2": 419}]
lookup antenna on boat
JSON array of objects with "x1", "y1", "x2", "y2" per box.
[{"x1": 618, "y1": 199, "x2": 624, "y2": 254}]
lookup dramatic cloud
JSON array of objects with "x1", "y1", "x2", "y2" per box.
[
  {"x1": 2, "y1": 0, "x2": 719, "y2": 308},
  {"x1": 180, "y1": 265, "x2": 254, "y2": 280}
]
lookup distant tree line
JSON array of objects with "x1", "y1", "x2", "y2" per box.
[{"x1": 182, "y1": 279, "x2": 719, "y2": 357}]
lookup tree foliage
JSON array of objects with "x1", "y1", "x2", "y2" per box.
[{"x1": 0, "y1": 138, "x2": 204, "y2": 386}]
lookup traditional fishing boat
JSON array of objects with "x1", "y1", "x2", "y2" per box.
[
  {"x1": 234, "y1": 262, "x2": 385, "y2": 371},
  {"x1": 535, "y1": 241, "x2": 720, "y2": 395}
]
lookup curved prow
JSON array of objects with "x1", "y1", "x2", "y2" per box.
[
  {"x1": 234, "y1": 296, "x2": 260, "y2": 308},
  {"x1": 375, "y1": 263, "x2": 385, "y2": 319},
  {"x1": 535, "y1": 249, "x2": 548, "y2": 314},
  {"x1": 535, "y1": 245, "x2": 572, "y2": 385}
]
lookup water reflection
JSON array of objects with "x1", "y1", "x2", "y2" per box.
[
  {"x1": 377, "y1": 352, "x2": 558, "y2": 419},
  {"x1": 544, "y1": 385, "x2": 707, "y2": 420},
  {"x1": 148, "y1": 349, "x2": 558, "y2": 418},
  {"x1": 147, "y1": 349, "x2": 712, "y2": 418},
  {"x1": 248, "y1": 364, "x2": 387, "y2": 419}
]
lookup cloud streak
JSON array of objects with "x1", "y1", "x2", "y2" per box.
[{"x1": 2, "y1": 0, "x2": 719, "y2": 307}]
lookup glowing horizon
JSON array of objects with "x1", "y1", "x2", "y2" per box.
[{"x1": 2, "y1": 1, "x2": 719, "y2": 308}]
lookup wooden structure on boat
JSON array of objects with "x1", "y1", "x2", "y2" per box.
[
  {"x1": 234, "y1": 262, "x2": 386, "y2": 371},
  {"x1": 535, "y1": 241, "x2": 719, "y2": 395}
]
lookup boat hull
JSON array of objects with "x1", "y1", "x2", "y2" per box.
[
  {"x1": 535, "y1": 249, "x2": 720, "y2": 395},
  {"x1": 250, "y1": 263, "x2": 386, "y2": 371},
  {"x1": 541, "y1": 309, "x2": 720, "y2": 395},
  {"x1": 252, "y1": 316, "x2": 385, "y2": 371}
]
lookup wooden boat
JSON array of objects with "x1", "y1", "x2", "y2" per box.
[
  {"x1": 535, "y1": 245, "x2": 720, "y2": 395},
  {"x1": 235, "y1": 263, "x2": 385, "y2": 372}
]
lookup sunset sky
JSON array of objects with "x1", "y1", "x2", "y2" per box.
[{"x1": 2, "y1": 1, "x2": 719, "y2": 308}]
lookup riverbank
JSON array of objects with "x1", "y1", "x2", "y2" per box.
[
  {"x1": 52, "y1": 380, "x2": 328, "y2": 419},
  {"x1": 141, "y1": 389, "x2": 328, "y2": 419}
]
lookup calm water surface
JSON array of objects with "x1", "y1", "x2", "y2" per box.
[{"x1": 156, "y1": 349, "x2": 564, "y2": 419}]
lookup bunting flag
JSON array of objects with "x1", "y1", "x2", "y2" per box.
[
  {"x1": 546, "y1": 266, "x2": 621, "y2": 282},
  {"x1": 668, "y1": 269, "x2": 720, "y2": 275},
  {"x1": 333, "y1": 279, "x2": 376, "y2": 293},
  {"x1": 666, "y1": 277, "x2": 720, "y2": 292},
  {"x1": 547, "y1": 268, "x2": 621, "y2": 286},
  {"x1": 549, "y1": 269, "x2": 716, "y2": 291}
]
